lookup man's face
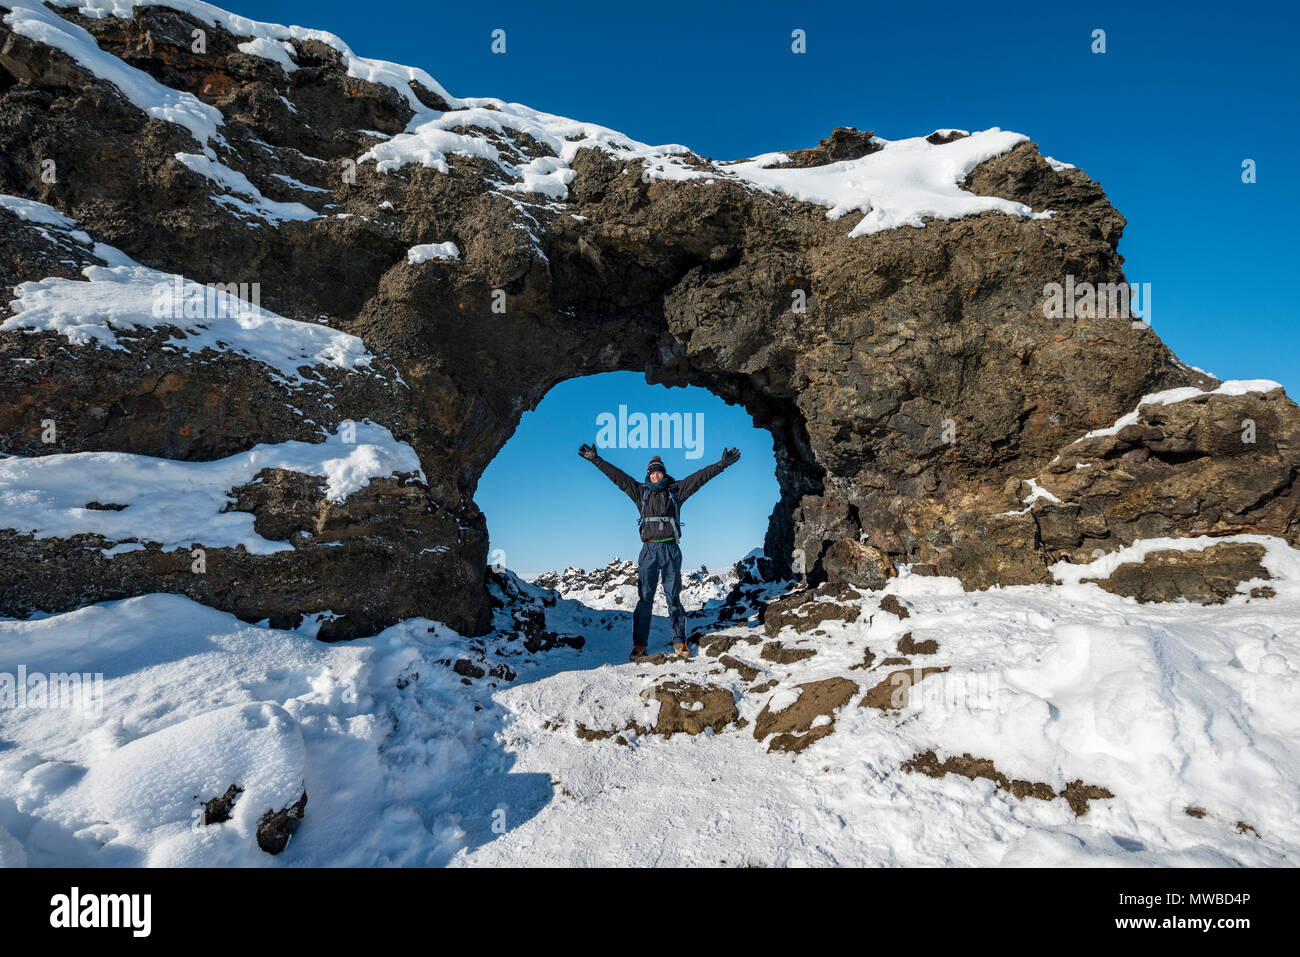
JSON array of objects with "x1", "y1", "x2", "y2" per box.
[{"x1": 649, "y1": 469, "x2": 664, "y2": 483}]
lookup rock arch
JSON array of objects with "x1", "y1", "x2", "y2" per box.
[{"x1": 1, "y1": 2, "x2": 1296, "y2": 639}]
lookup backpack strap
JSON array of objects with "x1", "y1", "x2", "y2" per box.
[{"x1": 637, "y1": 485, "x2": 682, "y2": 540}]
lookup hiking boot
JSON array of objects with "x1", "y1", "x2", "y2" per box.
[
  {"x1": 673, "y1": 642, "x2": 691, "y2": 659},
  {"x1": 629, "y1": 645, "x2": 647, "y2": 662}
]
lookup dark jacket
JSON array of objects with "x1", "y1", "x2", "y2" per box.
[{"x1": 589, "y1": 453, "x2": 729, "y2": 542}]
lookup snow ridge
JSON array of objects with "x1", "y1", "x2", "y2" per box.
[
  {"x1": 2, "y1": 195, "x2": 376, "y2": 385},
  {"x1": 0, "y1": 421, "x2": 425, "y2": 554},
  {"x1": 27, "y1": 0, "x2": 1059, "y2": 236}
]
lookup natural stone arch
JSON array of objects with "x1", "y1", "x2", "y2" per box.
[
  {"x1": 2, "y1": 5, "x2": 1296, "y2": 642},
  {"x1": 343, "y1": 139, "x2": 1219, "y2": 634}
]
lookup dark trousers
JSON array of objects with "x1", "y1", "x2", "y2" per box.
[{"x1": 633, "y1": 540, "x2": 686, "y2": 647}]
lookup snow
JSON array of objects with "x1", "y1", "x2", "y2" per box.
[
  {"x1": 722, "y1": 129, "x2": 1053, "y2": 236},
  {"x1": 50, "y1": 0, "x2": 461, "y2": 114},
  {"x1": 1022, "y1": 478, "x2": 1061, "y2": 505},
  {"x1": 237, "y1": 36, "x2": 297, "y2": 74},
  {"x1": 1005, "y1": 477, "x2": 1063, "y2": 514},
  {"x1": 1050, "y1": 533, "x2": 1285, "y2": 587},
  {"x1": 1079, "y1": 379, "x2": 1284, "y2": 440},
  {"x1": 0, "y1": 194, "x2": 81, "y2": 231},
  {"x1": 4, "y1": 533, "x2": 1296, "y2": 867},
  {"x1": 88, "y1": 701, "x2": 306, "y2": 865},
  {"x1": 7, "y1": 0, "x2": 1290, "y2": 870},
  {"x1": 174, "y1": 152, "x2": 317, "y2": 223},
  {"x1": 456, "y1": 541, "x2": 1300, "y2": 866},
  {"x1": 5, "y1": 0, "x2": 225, "y2": 149},
  {"x1": 406, "y1": 242, "x2": 460, "y2": 264},
  {"x1": 0, "y1": 422, "x2": 424, "y2": 553},
  {"x1": 2, "y1": 196, "x2": 374, "y2": 385},
  {"x1": 766, "y1": 687, "x2": 802, "y2": 713},
  {"x1": 0, "y1": 597, "x2": 510, "y2": 865},
  {"x1": 25, "y1": 0, "x2": 1054, "y2": 237},
  {"x1": 360, "y1": 108, "x2": 1048, "y2": 235},
  {"x1": 530, "y1": 559, "x2": 732, "y2": 617},
  {"x1": 269, "y1": 173, "x2": 328, "y2": 194}
]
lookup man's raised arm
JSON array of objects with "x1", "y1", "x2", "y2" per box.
[
  {"x1": 579, "y1": 443, "x2": 641, "y2": 504},
  {"x1": 676, "y1": 447, "x2": 740, "y2": 502}
]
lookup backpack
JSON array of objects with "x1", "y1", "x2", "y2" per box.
[{"x1": 638, "y1": 485, "x2": 683, "y2": 540}]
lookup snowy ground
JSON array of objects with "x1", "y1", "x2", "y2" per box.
[{"x1": 2, "y1": 537, "x2": 1297, "y2": 867}]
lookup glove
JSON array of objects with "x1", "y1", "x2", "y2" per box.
[
  {"x1": 721, "y1": 447, "x2": 740, "y2": 467},
  {"x1": 579, "y1": 443, "x2": 598, "y2": 460}
]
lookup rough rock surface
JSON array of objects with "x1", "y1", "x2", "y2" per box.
[
  {"x1": 760, "y1": 580, "x2": 862, "y2": 636},
  {"x1": 255, "y1": 790, "x2": 307, "y2": 854},
  {"x1": 752, "y1": 677, "x2": 858, "y2": 752},
  {"x1": 819, "y1": 538, "x2": 895, "y2": 590},
  {"x1": 2, "y1": 2, "x2": 1298, "y2": 634},
  {"x1": 643, "y1": 681, "x2": 739, "y2": 737},
  {"x1": 1082, "y1": 542, "x2": 1271, "y2": 604},
  {"x1": 902, "y1": 750, "x2": 1112, "y2": 816},
  {"x1": 862, "y1": 666, "x2": 949, "y2": 710}
]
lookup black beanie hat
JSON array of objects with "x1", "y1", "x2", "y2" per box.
[{"x1": 646, "y1": 456, "x2": 666, "y2": 477}]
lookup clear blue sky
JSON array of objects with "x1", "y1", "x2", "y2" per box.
[
  {"x1": 245, "y1": 0, "x2": 1297, "y2": 574},
  {"x1": 478, "y1": 374, "x2": 778, "y2": 578}
]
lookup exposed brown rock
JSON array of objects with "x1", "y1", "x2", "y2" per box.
[
  {"x1": 701, "y1": 633, "x2": 756, "y2": 658},
  {"x1": 718, "y1": 654, "x2": 761, "y2": 682},
  {"x1": 770, "y1": 126, "x2": 881, "y2": 168},
  {"x1": 904, "y1": 750, "x2": 1112, "y2": 816},
  {"x1": 452, "y1": 658, "x2": 486, "y2": 679},
  {"x1": 848, "y1": 648, "x2": 877, "y2": 671},
  {"x1": 572, "y1": 682, "x2": 739, "y2": 740},
  {"x1": 760, "y1": 583, "x2": 862, "y2": 637},
  {"x1": 644, "y1": 681, "x2": 739, "y2": 737},
  {"x1": 903, "y1": 750, "x2": 1055, "y2": 802},
  {"x1": 200, "y1": 784, "x2": 243, "y2": 826},
  {"x1": 861, "y1": 666, "x2": 949, "y2": 710},
  {"x1": 820, "y1": 538, "x2": 895, "y2": 590},
  {"x1": 574, "y1": 720, "x2": 637, "y2": 742},
  {"x1": 1082, "y1": 542, "x2": 1271, "y2": 604},
  {"x1": 1034, "y1": 388, "x2": 1299, "y2": 563},
  {"x1": 878, "y1": 595, "x2": 911, "y2": 619},
  {"x1": 898, "y1": 633, "x2": 939, "y2": 655},
  {"x1": 759, "y1": 641, "x2": 818, "y2": 664},
  {"x1": 752, "y1": 677, "x2": 857, "y2": 752},
  {"x1": 1060, "y1": 779, "x2": 1115, "y2": 816}
]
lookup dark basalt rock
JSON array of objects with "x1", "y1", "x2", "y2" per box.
[
  {"x1": 2, "y1": 3, "x2": 1298, "y2": 635},
  {"x1": 256, "y1": 790, "x2": 307, "y2": 854},
  {"x1": 1082, "y1": 542, "x2": 1272, "y2": 604},
  {"x1": 773, "y1": 126, "x2": 882, "y2": 168},
  {"x1": 200, "y1": 783, "x2": 243, "y2": 826}
]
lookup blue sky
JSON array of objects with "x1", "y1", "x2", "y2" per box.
[
  {"x1": 247, "y1": 0, "x2": 1297, "y2": 574},
  {"x1": 478, "y1": 373, "x2": 778, "y2": 577}
]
